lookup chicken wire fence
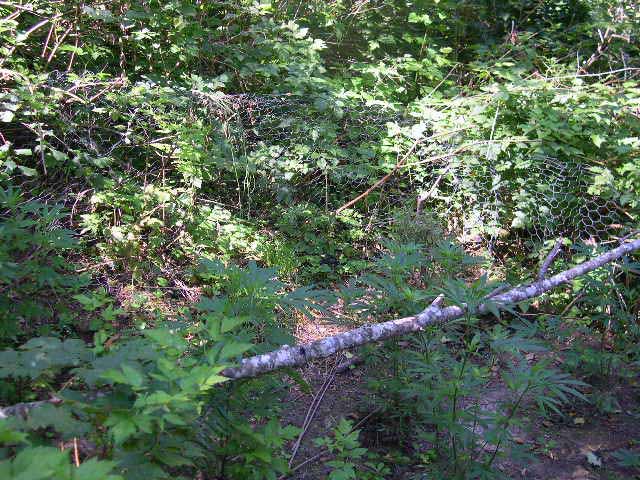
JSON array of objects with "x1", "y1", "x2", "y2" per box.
[
  {"x1": 52, "y1": 83, "x2": 628, "y2": 249},
  {"x1": 194, "y1": 91, "x2": 403, "y2": 207},
  {"x1": 197, "y1": 93, "x2": 626, "y2": 248},
  {"x1": 434, "y1": 155, "x2": 624, "y2": 248}
]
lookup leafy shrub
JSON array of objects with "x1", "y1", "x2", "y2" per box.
[
  {"x1": 0, "y1": 259, "x2": 321, "y2": 478},
  {"x1": 0, "y1": 188, "x2": 87, "y2": 341},
  {"x1": 314, "y1": 418, "x2": 390, "y2": 480},
  {"x1": 1, "y1": 1, "x2": 639, "y2": 479}
]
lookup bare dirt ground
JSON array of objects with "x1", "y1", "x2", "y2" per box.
[{"x1": 281, "y1": 317, "x2": 640, "y2": 480}]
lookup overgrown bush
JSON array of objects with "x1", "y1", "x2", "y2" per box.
[{"x1": 1, "y1": 0, "x2": 639, "y2": 478}]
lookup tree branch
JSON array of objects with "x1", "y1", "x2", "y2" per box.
[
  {"x1": 538, "y1": 238, "x2": 563, "y2": 280},
  {"x1": 335, "y1": 137, "x2": 422, "y2": 214},
  {"x1": 0, "y1": 397, "x2": 61, "y2": 419},
  {"x1": 222, "y1": 238, "x2": 640, "y2": 379},
  {"x1": 335, "y1": 128, "x2": 468, "y2": 214}
]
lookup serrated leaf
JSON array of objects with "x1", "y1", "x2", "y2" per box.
[
  {"x1": 220, "y1": 316, "x2": 245, "y2": 333},
  {"x1": 108, "y1": 416, "x2": 137, "y2": 445},
  {"x1": 121, "y1": 364, "x2": 145, "y2": 388},
  {"x1": 75, "y1": 458, "x2": 121, "y2": 480},
  {"x1": 11, "y1": 446, "x2": 68, "y2": 478}
]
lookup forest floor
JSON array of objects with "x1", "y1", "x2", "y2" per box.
[{"x1": 282, "y1": 317, "x2": 640, "y2": 480}]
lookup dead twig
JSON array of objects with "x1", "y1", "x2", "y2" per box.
[
  {"x1": 0, "y1": 14, "x2": 62, "y2": 67},
  {"x1": 73, "y1": 437, "x2": 80, "y2": 467},
  {"x1": 335, "y1": 137, "x2": 422, "y2": 214},
  {"x1": 46, "y1": 24, "x2": 73, "y2": 63},
  {"x1": 335, "y1": 128, "x2": 469, "y2": 214},
  {"x1": 538, "y1": 238, "x2": 563, "y2": 280},
  {"x1": 416, "y1": 165, "x2": 450, "y2": 214},
  {"x1": 282, "y1": 406, "x2": 382, "y2": 479},
  {"x1": 560, "y1": 291, "x2": 585, "y2": 317},
  {"x1": 289, "y1": 359, "x2": 340, "y2": 467}
]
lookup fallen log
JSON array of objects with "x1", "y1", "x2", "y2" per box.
[{"x1": 221, "y1": 238, "x2": 640, "y2": 379}]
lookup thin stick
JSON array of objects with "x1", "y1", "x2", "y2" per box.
[
  {"x1": 538, "y1": 238, "x2": 563, "y2": 280},
  {"x1": 67, "y1": 33, "x2": 79, "y2": 71},
  {"x1": 560, "y1": 291, "x2": 585, "y2": 317},
  {"x1": 541, "y1": 67, "x2": 640, "y2": 81},
  {"x1": 38, "y1": 124, "x2": 47, "y2": 175},
  {"x1": 0, "y1": 14, "x2": 62, "y2": 67},
  {"x1": 335, "y1": 128, "x2": 468, "y2": 214},
  {"x1": 426, "y1": 64, "x2": 458, "y2": 98},
  {"x1": 47, "y1": 24, "x2": 73, "y2": 63},
  {"x1": 335, "y1": 137, "x2": 422, "y2": 214},
  {"x1": 289, "y1": 360, "x2": 339, "y2": 467},
  {"x1": 416, "y1": 165, "x2": 449, "y2": 214},
  {"x1": 73, "y1": 437, "x2": 80, "y2": 467},
  {"x1": 404, "y1": 138, "x2": 535, "y2": 168},
  {"x1": 42, "y1": 20, "x2": 56, "y2": 58},
  {"x1": 283, "y1": 407, "x2": 382, "y2": 479}
]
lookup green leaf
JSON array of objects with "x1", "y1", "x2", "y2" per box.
[
  {"x1": 590, "y1": 134, "x2": 605, "y2": 148},
  {"x1": 156, "y1": 452, "x2": 193, "y2": 467},
  {"x1": 0, "y1": 421, "x2": 28, "y2": 445},
  {"x1": 18, "y1": 165, "x2": 37, "y2": 176},
  {"x1": 202, "y1": 372, "x2": 229, "y2": 389},
  {"x1": 11, "y1": 446, "x2": 68, "y2": 478},
  {"x1": 217, "y1": 342, "x2": 253, "y2": 361},
  {"x1": 106, "y1": 414, "x2": 137, "y2": 445},
  {"x1": 221, "y1": 316, "x2": 245, "y2": 334},
  {"x1": 75, "y1": 458, "x2": 122, "y2": 480},
  {"x1": 121, "y1": 364, "x2": 145, "y2": 388},
  {"x1": 141, "y1": 390, "x2": 172, "y2": 406}
]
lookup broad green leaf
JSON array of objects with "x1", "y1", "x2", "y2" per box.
[
  {"x1": 121, "y1": 364, "x2": 145, "y2": 388},
  {"x1": 217, "y1": 342, "x2": 253, "y2": 361}
]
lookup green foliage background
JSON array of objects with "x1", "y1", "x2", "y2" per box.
[{"x1": 0, "y1": 0, "x2": 639, "y2": 478}]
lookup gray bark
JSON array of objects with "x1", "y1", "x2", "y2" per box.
[
  {"x1": 538, "y1": 238, "x2": 564, "y2": 280},
  {"x1": 0, "y1": 397, "x2": 61, "y2": 419},
  {"x1": 222, "y1": 238, "x2": 640, "y2": 379}
]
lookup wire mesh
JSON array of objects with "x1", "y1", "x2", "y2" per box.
[
  {"x1": 437, "y1": 154, "x2": 624, "y2": 247},
  {"x1": 51, "y1": 84, "x2": 629, "y2": 248},
  {"x1": 195, "y1": 92, "x2": 404, "y2": 205},
  {"x1": 198, "y1": 93, "x2": 626, "y2": 246}
]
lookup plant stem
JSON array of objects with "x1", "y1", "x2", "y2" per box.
[
  {"x1": 485, "y1": 383, "x2": 530, "y2": 469},
  {"x1": 451, "y1": 349, "x2": 469, "y2": 475}
]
